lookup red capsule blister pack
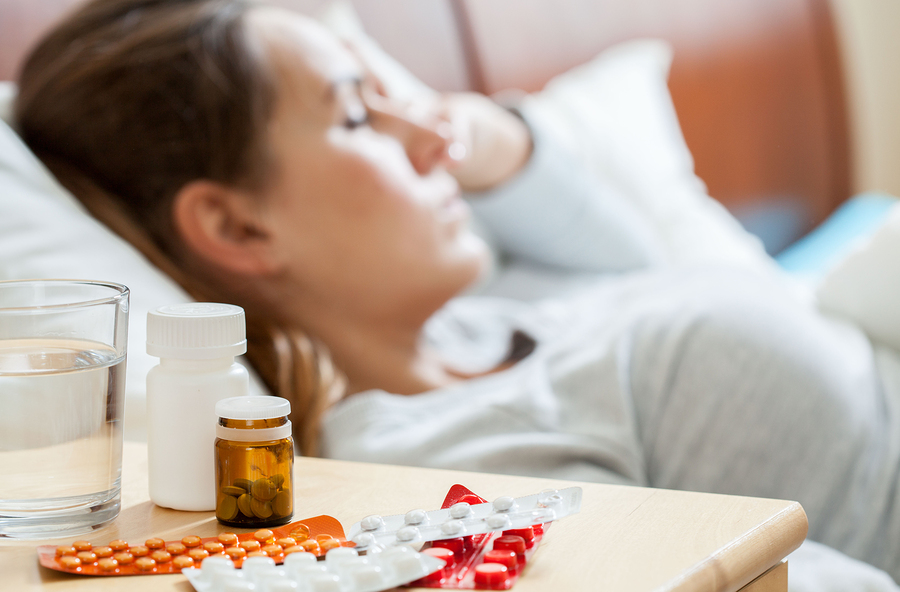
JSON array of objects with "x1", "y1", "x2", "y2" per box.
[
  {"x1": 348, "y1": 485, "x2": 582, "y2": 590},
  {"x1": 36, "y1": 514, "x2": 351, "y2": 576}
]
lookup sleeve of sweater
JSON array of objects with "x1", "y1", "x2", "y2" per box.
[{"x1": 465, "y1": 109, "x2": 666, "y2": 273}]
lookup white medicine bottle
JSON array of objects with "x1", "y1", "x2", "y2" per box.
[{"x1": 146, "y1": 303, "x2": 250, "y2": 511}]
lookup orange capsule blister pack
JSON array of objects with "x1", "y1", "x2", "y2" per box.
[{"x1": 36, "y1": 514, "x2": 351, "y2": 576}]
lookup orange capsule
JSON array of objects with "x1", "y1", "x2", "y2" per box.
[
  {"x1": 98, "y1": 558, "x2": 118, "y2": 572},
  {"x1": 76, "y1": 551, "x2": 97, "y2": 564},
  {"x1": 56, "y1": 545, "x2": 76, "y2": 557},
  {"x1": 217, "y1": 533, "x2": 239, "y2": 546},
  {"x1": 253, "y1": 529, "x2": 275, "y2": 544},
  {"x1": 59, "y1": 556, "x2": 82, "y2": 569},
  {"x1": 150, "y1": 550, "x2": 172, "y2": 563},
  {"x1": 289, "y1": 523, "x2": 310, "y2": 542},
  {"x1": 114, "y1": 552, "x2": 134, "y2": 565},
  {"x1": 135, "y1": 557, "x2": 157, "y2": 571},
  {"x1": 300, "y1": 539, "x2": 319, "y2": 553},
  {"x1": 130, "y1": 545, "x2": 149, "y2": 557},
  {"x1": 108, "y1": 539, "x2": 129, "y2": 552},
  {"x1": 173, "y1": 555, "x2": 194, "y2": 569},
  {"x1": 283, "y1": 545, "x2": 307, "y2": 555},
  {"x1": 94, "y1": 546, "x2": 114, "y2": 558},
  {"x1": 319, "y1": 538, "x2": 341, "y2": 552},
  {"x1": 275, "y1": 537, "x2": 296, "y2": 548},
  {"x1": 239, "y1": 540, "x2": 261, "y2": 552},
  {"x1": 72, "y1": 540, "x2": 92, "y2": 552},
  {"x1": 246, "y1": 550, "x2": 269, "y2": 558},
  {"x1": 188, "y1": 548, "x2": 210, "y2": 561},
  {"x1": 203, "y1": 541, "x2": 225, "y2": 554},
  {"x1": 315, "y1": 534, "x2": 334, "y2": 543},
  {"x1": 145, "y1": 537, "x2": 165, "y2": 550},
  {"x1": 225, "y1": 547, "x2": 247, "y2": 560},
  {"x1": 261, "y1": 544, "x2": 283, "y2": 557},
  {"x1": 166, "y1": 542, "x2": 187, "y2": 555},
  {"x1": 182, "y1": 535, "x2": 202, "y2": 548}
]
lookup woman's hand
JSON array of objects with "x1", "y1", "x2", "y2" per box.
[{"x1": 437, "y1": 92, "x2": 533, "y2": 193}]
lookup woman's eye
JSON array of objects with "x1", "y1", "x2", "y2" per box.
[{"x1": 343, "y1": 106, "x2": 369, "y2": 130}]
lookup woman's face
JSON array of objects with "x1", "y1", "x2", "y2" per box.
[{"x1": 247, "y1": 10, "x2": 489, "y2": 321}]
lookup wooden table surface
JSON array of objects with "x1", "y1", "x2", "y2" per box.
[{"x1": 1, "y1": 442, "x2": 807, "y2": 592}]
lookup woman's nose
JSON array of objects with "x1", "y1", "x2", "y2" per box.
[{"x1": 372, "y1": 102, "x2": 453, "y2": 175}]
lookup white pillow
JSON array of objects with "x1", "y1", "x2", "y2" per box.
[
  {"x1": 518, "y1": 39, "x2": 776, "y2": 275},
  {"x1": 0, "y1": 84, "x2": 268, "y2": 442},
  {"x1": 817, "y1": 203, "x2": 900, "y2": 351}
]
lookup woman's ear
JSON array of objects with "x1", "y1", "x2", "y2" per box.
[{"x1": 172, "y1": 180, "x2": 280, "y2": 277}]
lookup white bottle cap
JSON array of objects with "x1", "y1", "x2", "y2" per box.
[
  {"x1": 147, "y1": 303, "x2": 247, "y2": 360},
  {"x1": 216, "y1": 396, "x2": 291, "y2": 420}
]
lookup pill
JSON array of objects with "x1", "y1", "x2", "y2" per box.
[
  {"x1": 233, "y1": 478, "x2": 253, "y2": 492},
  {"x1": 449, "y1": 502, "x2": 472, "y2": 519},
  {"x1": 348, "y1": 564, "x2": 384, "y2": 589},
  {"x1": 503, "y1": 527, "x2": 535, "y2": 548},
  {"x1": 484, "y1": 549, "x2": 518, "y2": 574},
  {"x1": 218, "y1": 495, "x2": 239, "y2": 521},
  {"x1": 254, "y1": 529, "x2": 275, "y2": 543},
  {"x1": 251, "y1": 478, "x2": 276, "y2": 501},
  {"x1": 76, "y1": 551, "x2": 97, "y2": 564},
  {"x1": 204, "y1": 541, "x2": 225, "y2": 554},
  {"x1": 316, "y1": 534, "x2": 334, "y2": 543},
  {"x1": 188, "y1": 548, "x2": 210, "y2": 561},
  {"x1": 404, "y1": 509, "x2": 427, "y2": 525},
  {"x1": 396, "y1": 526, "x2": 418, "y2": 542},
  {"x1": 492, "y1": 496, "x2": 516, "y2": 513},
  {"x1": 59, "y1": 556, "x2": 82, "y2": 569},
  {"x1": 130, "y1": 545, "x2": 149, "y2": 557},
  {"x1": 55, "y1": 546, "x2": 76, "y2": 557},
  {"x1": 283, "y1": 545, "x2": 307, "y2": 555},
  {"x1": 182, "y1": 535, "x2": 202, "y2": 548},
  {"x1": 431, "y1": 537, "x2": 465, "y2": 559},
  {"x1": 273, "y1": 537, "x2": 294, "y2": 548},
  {"x1": 486, "y1": 514, "x2": 511, "y2": 530},
  {"x1": 289, "y1": 523, "x2": 310, "y2": 542},
  {"x1": 72, "y1": 541, "x2": 92, "y2": 552},
  {"x1": 262, "y1": 544, "x2": 283, "y2": 557},
  {"x1": 98, "y1": 558, "x2": 118, "y2": 572},
  {"x1": 225, "y1": 546, "x2": 247, "y2": 560},
  {"x1": 135, "y1": 557, "x2": 157, "y2": 571},
  {"x1": 440, "y1": 520, "x2": 463, "y2": 537},
  {"x1": 108, "y1": 539, "x2": 129, "y2": 552},
  {"x1": 114, "y1": 552, "x2": 134, "y2": 564},
  {"x1": 251, "y1": 498, "x2": 273, "y2": 519},
  {"x1": 173, "y1": 555, "x2": 194, "y2": 569},
  {"x1": 145, "y1": 537, "x2": 165, "y2": 549},
  {"x1": 94, "y1": 546, "x2": 114, "y2": 558},
  {"x1": 360, "y1": 515, "x2": 384, "y2": 531},
  {"x1": 166, "y1": 543, "x2": 187, "y2": 555},
  {"x1": 493, "y1": 535, "x2": 526, "y2": 563},
  {"x1": 222, "y1": 485, "x2": 246, "y2": 496},
  {"x1": 474, "y1": 563, "x2": 509, "y2": 589},
  {"x1": 150, "y1": 550, "x2": 172, "y2": 563},
  {"x1": 237, "y1": 494, "x2": 254, "y2": 518},
  {"x1": 240, "y1": 540, "x2": 262, "y2": 552},
  {"x1": 247, "y1": 550, "x2": 269, "y2": 558},
  {"x1": 218, "y1": 533, "x2": 239, "y2": 546},
  {"x1": 270, "y1": 473, "x2": 285, "y2": 489},
  {"x1": 273, "y1": 490, "x2": 291, "y2": 517},
  {"x1": 319, "y1": 538, "x2": 341, "y2": 552},
  {"x1": 424, "y1": 545, "x2": 455, "y2": 569},
  {"x1": 300, "y1": 539, "x2": 319, "y2": 553}
]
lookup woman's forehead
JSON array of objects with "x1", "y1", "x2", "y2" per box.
[{"x1": 248, "y1": 8, "x2": 361, "y2": 103}]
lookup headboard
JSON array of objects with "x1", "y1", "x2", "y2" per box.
[{"x1": 0, "y1": 0, "x2": 850, "y2": 235}]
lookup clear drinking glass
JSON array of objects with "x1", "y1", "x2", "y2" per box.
[{"x1": 0, "y1": 280, "x2": 129, "y2": 539}]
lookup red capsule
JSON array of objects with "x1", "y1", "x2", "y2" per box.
[
  {"x1": 431, "y1": 537, "x2": 465, "y2": 559},
  {"x1": 484, "y1": 549, "x2": 518, "y2": 574},
  {"x1": 474, "y1": 563, "x2": 510, "y2": 589},
  {"x1": 502, "y1": 527, "x2": 535, "y2": 548},
  {"x1": 492, "y1": 535, "x2": 526, "y2": 565}
]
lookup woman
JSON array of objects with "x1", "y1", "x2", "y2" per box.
[{"x1": 14, "y1": 0, "x2": 900, "y2": 585}]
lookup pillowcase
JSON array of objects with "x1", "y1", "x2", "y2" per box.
[{"x1": 817, "y1": 201, "x2": 900, "y2": 351}]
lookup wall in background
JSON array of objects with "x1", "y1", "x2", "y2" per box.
[{"x1": 830, "y1": 0, "x2": 900, "y2": 197}]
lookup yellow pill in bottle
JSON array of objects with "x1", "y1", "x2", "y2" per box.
[{"x1": 214, "y1": 397, "x2": 294, "y2": 528}]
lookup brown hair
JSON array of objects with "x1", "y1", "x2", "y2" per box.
[{"x1": 14, "y1": 0, "x2": 343, "y2": 456}]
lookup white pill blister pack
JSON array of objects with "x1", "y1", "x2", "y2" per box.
[
  {"x1": 347, "y1": 487, "x2": 582, "y2": 552},
  {"x1": 184, "y1": 547, "x2": 444, "y2": 592}
]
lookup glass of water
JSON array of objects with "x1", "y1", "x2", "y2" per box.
[{"x1": 0, "y1": 279, "x2": 129, "y2": 539}]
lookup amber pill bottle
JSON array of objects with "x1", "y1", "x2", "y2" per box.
[{"x1": 214, "y1": 397, "x2": 294, "y2": 527}]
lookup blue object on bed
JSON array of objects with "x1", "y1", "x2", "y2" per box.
[{"x1": 776, "y1": 192, "x2": 898, "y2": 278}]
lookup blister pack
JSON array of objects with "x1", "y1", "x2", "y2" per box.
[
  {"x1": 184, "y1": 546, "x2": 444, "y2": 592},
  {"x1": 351, "y1": 485, "x2": 583, "y2": 590},
  {"x1": 36, "y1": 515, "x2": 350, "y2": 576}
]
